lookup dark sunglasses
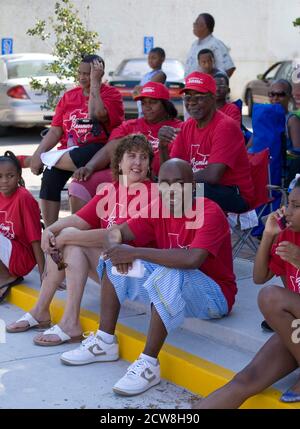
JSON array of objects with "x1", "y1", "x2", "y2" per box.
[{"x1": 268, "y1": 91, "x2": 287, "y2": 98}]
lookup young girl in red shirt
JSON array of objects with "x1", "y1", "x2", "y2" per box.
[{"x1": 0, "y1": 151, "x2": 44, "y2": 302}]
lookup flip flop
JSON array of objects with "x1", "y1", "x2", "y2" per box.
[
  {"x1": 6, "y1": 312, "x2": 51, "y2": 333},
  {"x1": 33, "y1": 324, "x2": 83, "y2": 346},
  {"x1": 280, "y1": 390, "x2": 300, "y2": 403},
  {"x1": 0, "y1": 276, "x2": 24, "y2": 303}
]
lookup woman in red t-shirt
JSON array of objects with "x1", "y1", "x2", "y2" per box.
[
  {"x1": 6, "y1": 135, "x2": 154, "y2": 346},
  {"x1": 195, "y1": 180, "x2": 300, "y2": 408},
  {"x1": 69, "y1": 81, "x2": 182, "y2": 213},
  {"x1": 0, "y1": 152, "x2": 44, "y2": 303},
  {"x1": 29, "y1": 54, "x2": 124, "y2": 227}
]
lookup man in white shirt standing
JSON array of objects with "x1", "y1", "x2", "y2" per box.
[{"x1": 185, "y1": 13, "x2": 236, "y2": 78}]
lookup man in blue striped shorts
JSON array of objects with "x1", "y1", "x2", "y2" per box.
[{"x1": 61, "y1": 159, "x2": 237, "y2": 397}]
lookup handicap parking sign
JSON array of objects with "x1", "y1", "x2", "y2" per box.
[
  {"x1": 1, "y1": 38, "x2": 13, "y2": 55},
  {"x1": 144, "y1": 36, "x2": 154, "y2": 55}
]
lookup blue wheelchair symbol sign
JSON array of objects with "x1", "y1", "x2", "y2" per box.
[
  {"x1": 1, "y1": 38, "x2": 13, "y2": 55},
  {"x1": 144, "y1": 37, "x2": 154, "y2": 55}
]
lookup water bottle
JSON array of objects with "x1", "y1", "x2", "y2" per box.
[{"x1": 67, "y1": 133, "x2": 76, "y2": 148}]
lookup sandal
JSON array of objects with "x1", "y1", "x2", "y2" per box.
[
  {"x1": 33, "y1": 324, "x2": 83, "y2": 346},
  {"x1": 6, "y1": 312, "x2": 51, "y2": 333},
  {"x1": 0, "y1": 277, "x2": 24, "y2": 303},
  {"x1": 280, "y1": 390, "x2": 300, "y2": 403}
]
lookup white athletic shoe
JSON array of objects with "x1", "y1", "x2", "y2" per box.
[
  {"x1": 113, "y1": 357, "x2": 160, "y2": 396},
  {"x1": 60, "y1": 332, "x2": 119, "y2": 366}
]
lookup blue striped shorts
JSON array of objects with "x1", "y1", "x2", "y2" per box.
[{"x1": 97, "y1": 259, "x2": 228, "y2": 333}]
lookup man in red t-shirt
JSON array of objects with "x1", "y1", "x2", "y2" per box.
[
  {"x1": 214, "y1": 72, "x2": 241, "y2": 124},
  {"x1": 158, "y1": 72, "x2": 254, "y2": 213},
  {"x1": 61, "y1": 159, "x2": 237, "y2": 397}
]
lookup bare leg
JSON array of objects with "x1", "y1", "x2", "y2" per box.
[
  {"x1": 143, "y1": 305, "x2": 168, "y2": 358},
  {"x1": 0, "y1": 260, "x2": 17, "y2": 299},
  {"x1": 58, "y1": 245, "x2": 101, "y2": 337},
  {"x1": 6, "y1": 255, "x2": 64, "y2": 330},
  {"x1": 55, "y1": 153, "x2": 77, "y2": 172},
  {"x1": 196, "y1": 334, "x2": 297, "y2": 409},
  {"x1": 40, "y1": 199, "x2": 60, "y2": 227},
  {"x1": 258, "y1": 286, "x2": 300, "y2": 360},
  {"x1": 69, "y1": 195, "x2": 87, "y2": 214},
  {"x1": 259, "y1": 285, "x2": 300, "y2": 393},
  {"x1": 98, "y1": 271, "x2": 121, "y2": 334}
]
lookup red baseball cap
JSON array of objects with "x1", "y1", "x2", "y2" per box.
[
  {"x1": 180, "y1": 72, "x2": 216, "y2": 95},
  {"x1": 134, "y1": 82, "x2": 170, "y2": 101}
]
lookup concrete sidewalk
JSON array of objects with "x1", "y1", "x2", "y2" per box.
[
  {"x1": 2, "y1": 257, "x2": 300, "y2": 409},
  {"x1": 0, "y1": 302, "x2": 197, "y2": 409}
]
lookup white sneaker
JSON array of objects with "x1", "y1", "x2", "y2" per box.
[
  {"x1": 113, "y1": 357, "x2": 160, "y2": 396},
  {"x1": 60, "y1": 333, "x2": 119, "y2": 366}
]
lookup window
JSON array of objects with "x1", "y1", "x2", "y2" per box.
[{"x1": 6, "y1": 59, "x2": 56, "y2": 79}]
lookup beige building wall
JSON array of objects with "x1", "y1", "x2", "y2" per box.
[{"x1": 1, "y1": 0, "x2": 300, "y2": 98}]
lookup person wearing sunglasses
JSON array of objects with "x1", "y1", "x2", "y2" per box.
[
  {"x1": 158, "y1": 72, "x2": 254, "y2": 214},
  {"x1": 268, "y1": 79, "x2": 300, "y2": 184}
]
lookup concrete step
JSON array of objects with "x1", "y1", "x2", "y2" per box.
[{"x1": 12, "y1": 257, "x2": 298, "y2": 399}]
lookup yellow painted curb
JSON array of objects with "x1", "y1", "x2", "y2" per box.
[{"x1": 7, "y1": 284, "x2": 300, "y2": 409}]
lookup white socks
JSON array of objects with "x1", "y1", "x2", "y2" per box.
[
  {"x1": 140, "y1": 353, "x2": 158, "y2": 366},
  {"x1": 97, "y1": 329, "x2": 115, "y2": 344}
]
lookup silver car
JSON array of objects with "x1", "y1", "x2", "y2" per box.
[
  {"x1": 0, "y1": 53, "x2": 73, "y2": 136},
  {"x1": 108, "y1": 58, "x2": 185, "y2": 118}
]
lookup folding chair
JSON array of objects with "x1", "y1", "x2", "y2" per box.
[{"x1": 230, "y1": 148, "x2": 280, "y2": 258}]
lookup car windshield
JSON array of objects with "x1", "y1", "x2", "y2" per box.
[
  {"x1": 116, "y1": 59, "x2": 184, "y2": 81},
  {"x1": 6, "y1": 59, "x2": 56, "y2": 79}
]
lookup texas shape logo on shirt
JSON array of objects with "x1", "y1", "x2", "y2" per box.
[
  {"x1": 63, "y1": 109, "x2": 93, "y2": 143},
  {"x1": 168, "y1": 233, "x2": 190, "y2": 249},
  {"x1": 290, "y1": 269, "x2": 300, "y2": 293},
  {"x1": 190, "y1": 145, "x2": 209, "y2": 172},
  {"x1": 0, "y1": 211, "x2": 15, "y2": 240}
]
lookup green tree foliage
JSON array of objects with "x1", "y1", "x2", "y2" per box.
[
  {"x1": 293, "y1": 18, "x2": 300, "y2": 28},
  {"x1": 27, "y1": 0, "x2": 100, "y2": 110}
]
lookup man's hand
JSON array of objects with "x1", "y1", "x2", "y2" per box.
[
  {"x1": 275, "y1": 241, "x2": 300, "y2": 269},
  {"x1": 158, "y1": 126, "x2": 181, "y2": 149},
  {"x1": 73, "y1": 165, "x2": 94, "y2": 181},
  {"x1": 103, "y1": 243, "x2": 136, "y2": 265}
]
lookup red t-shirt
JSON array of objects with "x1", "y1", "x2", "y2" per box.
[
  {"x1": 108, "y1": 117, "x2": 183, "y2": 177},
  {"x1": 219, "y1": 103, "x2": 241, "y2": 124},
  {"x1": 170, "y1": 111, "x2": 254, "y2": 206},
  {"x1": 126, "y1": 197, "x2": 237, "y2": 311},
  {"x1": 51, "y1": 84, "x2": 124, "y2": 149},
  {"x1": 269, "y1": 228, "x2": 300, "y2": 294},
  {"x1": 76, "y1": 180, "x2": 153, "y2": 229},
  {"x1": 0, "y1": 187, "x2": 42, "y2": 276}
]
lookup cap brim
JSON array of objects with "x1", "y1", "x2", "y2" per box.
[
  {"x1": 134, "y1": 94, "x2": 169, "y2": 101},
  {"x1": 180, "y1": 85, "x2": 212, "y2": 94}
]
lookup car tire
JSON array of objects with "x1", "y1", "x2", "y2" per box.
[{"x1": 246, "y1": 90, "x2": 253, "y2": 117}]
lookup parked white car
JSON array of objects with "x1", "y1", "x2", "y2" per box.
[{"x1": 0, "y1": 53, "x2": 74, "y2": 136}]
